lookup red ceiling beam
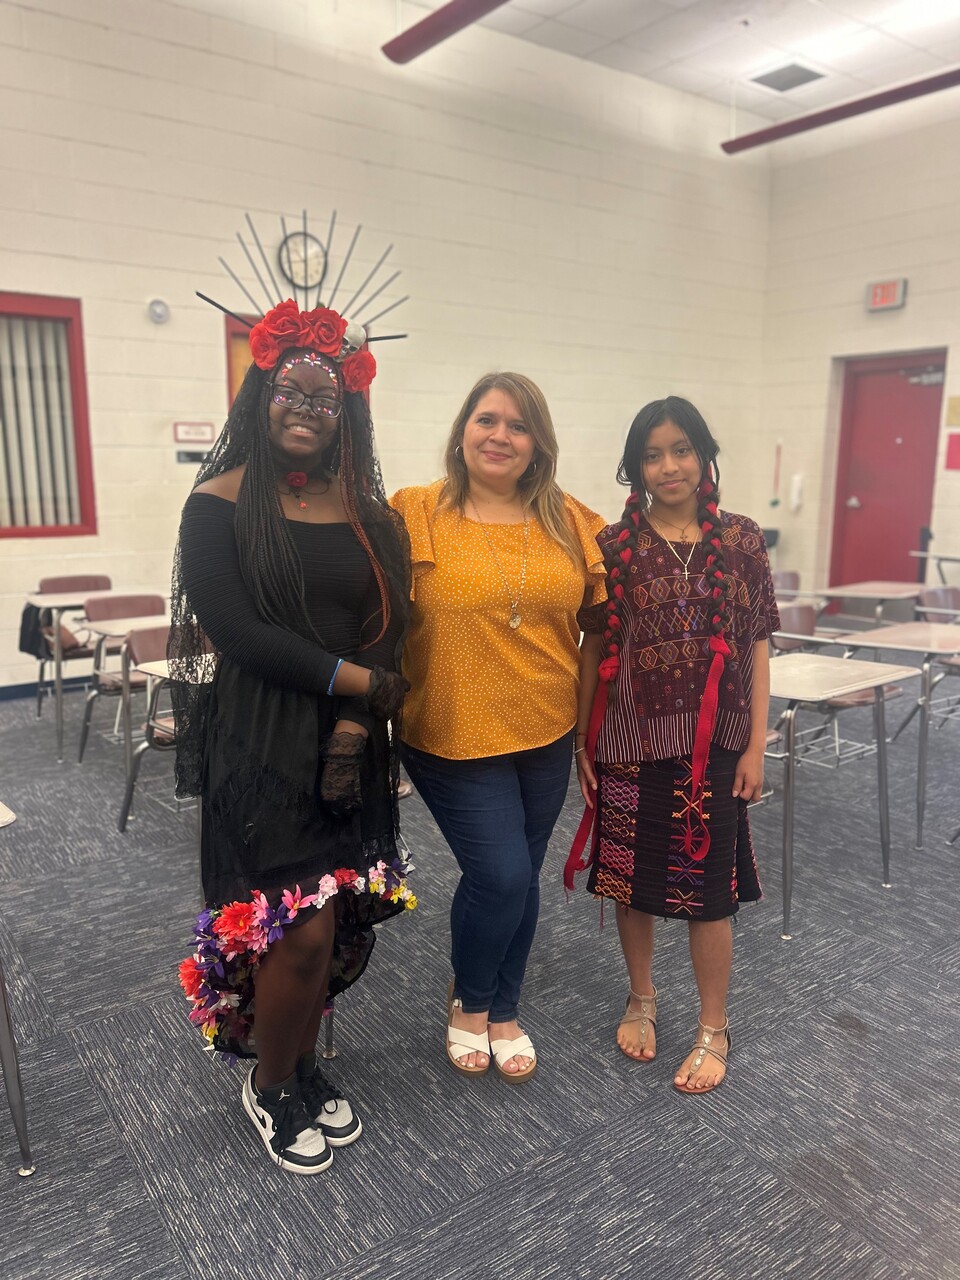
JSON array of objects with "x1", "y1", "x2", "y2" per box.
[
  {"x1": 382, "y1": 0, "x2": 511, "y2": 64},
  {"x1": 722, "y1": 67, "x2": 960, "y2": 154}
]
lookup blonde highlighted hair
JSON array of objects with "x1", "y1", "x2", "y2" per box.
[{"x1": 440, "y1": 371, "x2": 581, "y2": 563}]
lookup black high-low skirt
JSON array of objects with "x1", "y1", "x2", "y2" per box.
[{"x1": 180, "y1": 659, "x2": 414, "y2": 1059}]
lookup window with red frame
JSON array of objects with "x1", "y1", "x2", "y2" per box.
[{"x1": 0, "y1": 293, "x2": 96, "y2": 537}]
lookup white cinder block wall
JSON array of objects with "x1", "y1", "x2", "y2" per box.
[
  {"x1": 3, "y1": 0, "x2": 959, "y2": 690},
  {"x1": 760, "y1": 106, "x2": 960, "y2": 591},
  {"x1": 0, "y1": 0, "x2": 771, "y2": 687}
]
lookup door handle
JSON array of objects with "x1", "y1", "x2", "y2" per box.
[{"x1": 845, "y1": 495, "x2": 861, "y2": 509}]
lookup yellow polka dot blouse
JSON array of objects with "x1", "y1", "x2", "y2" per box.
[{"x1": 390, "y1": 480, "x2": 607, "y2": 760}]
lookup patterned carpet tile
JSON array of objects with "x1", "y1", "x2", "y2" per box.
[
  {"x1": 695, "y1": 973, "x2": 960, "y2": 1280},
  {"x1": 0, "y1": 1034, "x2": 190, "y2": 1280},
  {"x1": 65, "y1": 988, "x2": 637, "y2": 1280},
  {"x1": 320, "y1": 1120, "x2": 915, "y2": 1280},
  {"x1": 1, "y1": 692, "x2": 959, "y2": 1280}
]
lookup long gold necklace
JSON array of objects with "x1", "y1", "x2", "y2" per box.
[
  {"x1": 469, "y1": 500, "x2": 529, "y2": 630},
  {"x1": 649, "y1": 514, "x2": 699, "y2": 580}
]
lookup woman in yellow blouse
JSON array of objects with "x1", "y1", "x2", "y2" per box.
[{"x1": 391, "y1": 373, "x2": 605, "y2": 1082}]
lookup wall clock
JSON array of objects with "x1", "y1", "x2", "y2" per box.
[{"x1": 278, "y1": 231, "x2": 326, "y2": 289}]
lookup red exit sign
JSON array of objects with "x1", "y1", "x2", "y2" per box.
[{"x1": 867, "y1": 278, "x2": 907, "y2": 311}]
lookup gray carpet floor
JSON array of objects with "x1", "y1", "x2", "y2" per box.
[{"x1": 0, "y1": 676, "x2": 958, "y2": 1280}]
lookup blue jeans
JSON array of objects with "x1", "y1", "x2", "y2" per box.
[{"x1": 401, "y1": 732, "x2": 573, "y2": 1022}]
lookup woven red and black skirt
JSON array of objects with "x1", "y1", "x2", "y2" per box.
[{"x1": 586, "y1": 746, "x2": 761, "y2": 920}]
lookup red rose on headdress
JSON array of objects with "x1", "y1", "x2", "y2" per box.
[
  {"x1": 301, "y1": 307, "x2": 348, "y2": 356},
  {"x1": 264, "y1": 299, "x2": 304, "y2": 344},
  {"x1": 250, "y1": 300, "x2": 306, "y2": 367},
  {"x1": 249, "y1": 322, "x2": 281, "y2": 370},
  {"x1": 341, "y1": 349, "x2": 377, "y2": 393}
]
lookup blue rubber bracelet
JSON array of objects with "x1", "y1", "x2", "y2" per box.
[{"x1": 327, "y1": 658, "x2": 343, "y2": 696}]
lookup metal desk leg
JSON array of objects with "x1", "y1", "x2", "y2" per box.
[
  {"x1": 873, "y1": 688, "x2": 892, "y2": 885},
  {"x1": 781, "y1": 704, "x2": 798, "y2": 940},
  {"x1": 53, "y1": 606, "x2": 65, "y2": 762},
  {"x1": 0, "y1": 957, "x2": 36, "y2": 1177},
  {"x1": 121, "y1": 642, "x2": 134, "y2": 780},
  {"x1": 916, "y1": 657, "x2": 932, "y2": 850},
  {"x1": 321, "y1": 1003, "x2": 336, "y2": 1060}
]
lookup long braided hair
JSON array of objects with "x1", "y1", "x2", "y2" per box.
[
  {"x1": 169, "y1": 349, "x2": 409, "y2": 797},
  {"x1": 604, "y1": 396, "x2": 730, "y2": 859},
  {"x1": 599, "y1": 397, "x2": 728, "y2": 685}
]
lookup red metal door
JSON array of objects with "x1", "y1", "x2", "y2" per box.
[{"x1": 830, "y1": 352, "x2": 945, "y2": 584}]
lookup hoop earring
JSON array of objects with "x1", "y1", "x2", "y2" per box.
[{"x1": 455, "y1": 444, "x2": 463, "y2": 457}]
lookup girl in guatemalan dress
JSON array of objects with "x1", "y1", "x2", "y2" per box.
[{"x1": 567, "y1": 396, "x2": 779, "y2": 1093}]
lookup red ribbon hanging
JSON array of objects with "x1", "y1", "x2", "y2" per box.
[{"x1": 563, "y1": 676, "x2": 611, "y2": 890}]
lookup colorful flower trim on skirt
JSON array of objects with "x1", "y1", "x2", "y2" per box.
[{"x1": 178, "y1": 858, "x2": 416, "y2": 1058}]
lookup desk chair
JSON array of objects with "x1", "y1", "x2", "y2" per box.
[
  {"x1": 77, "y1": 595, "x2": 166, "y2": 764},
  {"x1": 34, "y1": 574, "x2": 112, "y2": 718},
  {"x1": 917, "y1": 587, "x2": 960, "y2": 729},
  {"x1": 770, "y1": 605, "x2": 903, "y2": 766},
  {"x1": 772, "y1": 569, "x2": 800, "y2": 599},
  {"x1": 892, "y1": 587, "x2": 960, "y2": 741},
  {"x1": 0, "y1": 804, "x2": 36, "y2": 1178},
  {"x1": 117, "y1": 625, "x2": 176, "y2": 831}
]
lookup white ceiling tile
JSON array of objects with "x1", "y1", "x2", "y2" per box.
[
  {"x1": 521, "y1": 16, "x2": 611, "y2": 53},
  {"x1": 813, "y1": 0, "x2": 901, "y2": 18},
  {"x1": 558, "y1": 0, "x2": 677, "y2": 40},
  {"x1": 652, "y1": 60, "x2": 729, "y2": 92},
  {"x1": 930, "y1": 33, "x2": 960, "y2": 57},
  {"x1": 491, "y1": 0, "x2": 582, "y2": 17},
  {"x1": 628, "y1": 9, "x2": 747, "y2": 58},
  {"x1": 852, "y1": 47, "x2": 950, "y2": 84},
  {"x1": 875, "y1": 4, "x2": 960, "y2": 44},
  {"x1": 476, "y1": 6, "x2": 550, "y2": 36},
  {"x1": 410, "y1": 0, "x2": 960, "y2": 123},
  {"x1": 682, "y1": 31, "x2": 792, "y2": 77},
  {"x1": 589, "y1": 41, "x2": 672, "y2": 73},
  {"x1": 751, "y1": 4, "x2": 864, "y2": 50},
  {"x1": 723, "y1": 87, "x2": 803, "y2": 120},
  {"x1": 789, "y1": 22, "x2": 915, "y2": 69},
  {"x1": 769, "y1": 69, "x2": 876, "y2": 103}
]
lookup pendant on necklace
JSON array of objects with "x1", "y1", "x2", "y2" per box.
[{"x1": 509, "y1": 612, "x2": 522, "y2": 629}]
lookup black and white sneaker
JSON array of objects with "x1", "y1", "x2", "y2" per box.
[
  {"x1": 242, "y1": 1068, "x2": 333, "y2": 1174},
  {"x1": 297, "y1": 1053, "x2": 362, "y2": 1147}
]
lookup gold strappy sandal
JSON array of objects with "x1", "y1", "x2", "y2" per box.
[
  {"x1": 616, "y1": 986, "x2": 658, "y2": 1062},
  {"x1": 673, "y1": 1017, "x2": 731, "y2": 1093}
]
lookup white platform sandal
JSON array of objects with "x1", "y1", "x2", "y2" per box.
[
  {"x1": 489, "y1": 1032, "x2": 537, "y2": 1083},
  {"x1": 446, "y1": 980, "x2": 490, "y2": 1076}
]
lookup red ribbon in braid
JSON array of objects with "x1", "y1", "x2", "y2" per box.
[
  {"x1": 563, "y1": 492, "x2": 642, "y2": 891},
  {"x1": 682, "y1": 477, "x2": 729, "y2": 861}
]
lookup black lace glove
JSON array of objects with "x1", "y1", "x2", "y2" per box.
[
  {"x1": 366, "y1": 666, "x2": 410, "y2": 720},
  {"x1": 320, "y1": 732, "x2": 367, "y2": 817}
]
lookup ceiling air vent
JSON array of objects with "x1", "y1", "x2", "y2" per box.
[{"x1": 752, "y1": 63, "x2": 823, "y2": 92}]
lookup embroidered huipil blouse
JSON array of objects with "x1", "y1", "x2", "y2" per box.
[
  {"x1": 593, "y1": 511, "x2": 780, "y2": 764},
  {"x1": 390, "y1": 480, "x2": 607, "y2": 760}
]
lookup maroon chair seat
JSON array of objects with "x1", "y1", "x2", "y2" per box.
[
  {"x1": 77, "y1": 596, "x2": 166, "y2": 764},
  {"x1": 34, "y1": 574, "x2": 112, "y2": 719},
  {"x1": 118, "y1": 625, "x2": 176, "y2": 832}
]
